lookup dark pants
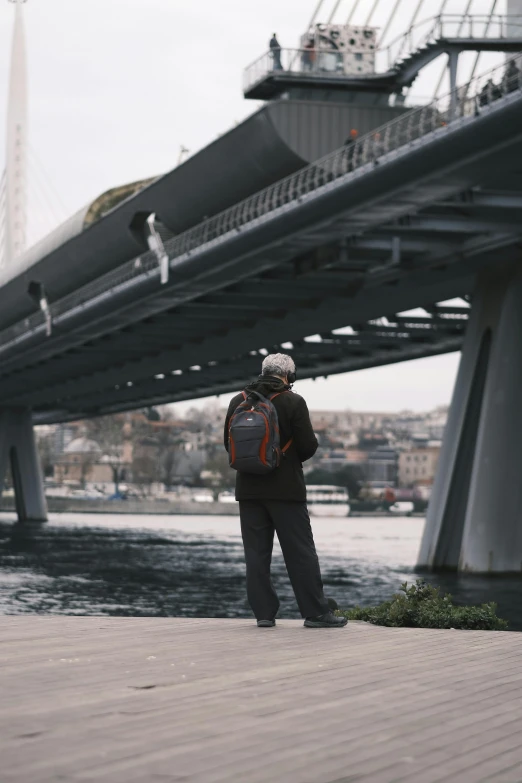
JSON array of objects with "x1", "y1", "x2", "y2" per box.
[{"x1": 239, "y1": 499, "x2": 329, "y2": 620}]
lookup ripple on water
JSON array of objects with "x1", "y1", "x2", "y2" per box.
[{"x1": 0, "y1": 512, "x2": 520, "y2": 629}]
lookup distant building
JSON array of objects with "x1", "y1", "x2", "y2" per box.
[
  {"x1": 391, "y1": 407, "x2": 448, "y2": 441},
  {"x1": 316, "y1": 448, "x2": 368, "y2": 472},
  {"x1": 54, "y1": 436, "x2": 113, "y2": 486},
  {"x1": 399, "y1": 446, "x2": 441, "y2": 488},
  {"x1": 367, "y1": 445, "x2": 398, "y2": 488},
  {"x1": 52, "y1": 423, "x2": 81, "y2": 455},
  {"x1": 359, "y1": 432, "x2": 389, "y2": 451}
]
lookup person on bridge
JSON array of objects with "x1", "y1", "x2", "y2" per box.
[
  {"x1": 269, "y1": 33, "x2": 283, "y2": 71},
  {"x1": 342, "y1": 128, "x2": 359, "y2": 172},
  {"x1": 504, "y1": 59, "x2": 520, "y2": 94},
  {"x1": 301, "y1": 36, "x2": 316, "y2": 71},
  {"x1": 224, "y1": 353, "x2": 347, "y2": 629}
]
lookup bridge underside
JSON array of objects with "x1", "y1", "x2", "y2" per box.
[
  {"x1": 31, "y1": 304, "x2": 469, "y2": 423},
  {"x1": 0, "y1": 59, "x2": 522, "y2": 572},
  {"x1": 7, "y1": 169, "x2": 518, "y2": 425},
  {"x1": 0, "y1": 86, "x2": 520, "y2": 427}
]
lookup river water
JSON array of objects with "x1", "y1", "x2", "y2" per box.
[{"x1": 0, "y1": 512, "x2": 520, "y2": 629}]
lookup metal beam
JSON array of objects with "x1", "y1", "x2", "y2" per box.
[
  {"x1": 0, "y1": 251, "x2": 478, "y2": 411},
  {"x1": 2, "y1": 93, "x2": 522, "y2": 417},
  {"x1": 388, "y1": 217, "x2": 522, "y2": 235},
  {"x1": 33, "y1": 336, "x2": 464, "y2": 422}
]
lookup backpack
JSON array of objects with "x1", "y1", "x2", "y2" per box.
[{"x1": 228, "y1": 390, "x2": 293, "y2": 475}]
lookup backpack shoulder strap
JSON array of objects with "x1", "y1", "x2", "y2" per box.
[
  {"x1": 268, "y1": 391, "x2": 293, "y2": 452},
  {"x1": 268, "y1": 390, "x2": 290, "y2": 401}
]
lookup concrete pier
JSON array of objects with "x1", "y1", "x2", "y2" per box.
[
  {"x1": 0, "y1": 409, "x2": 47, "y2": 523},
  {"x1": 1, "y1": 618, "x2": 522, "y2": 782},
  {"x1": 418, "y1": 267, "x2": 522, "y2": 573}
]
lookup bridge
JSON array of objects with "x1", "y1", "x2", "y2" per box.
[
  {"x1": 244, "y1": 13, "x2": 522, "y2": 99},
  {"x1": 1, "y1": 0, "x2": 522, "y2": 575}
]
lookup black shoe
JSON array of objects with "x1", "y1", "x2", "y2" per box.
[
  {"x1": 257, "y1": 619, "x2": 276, "y2": 627},
  {"x1": 304, "y1": 611, "x2": 348, "y2": 628}
]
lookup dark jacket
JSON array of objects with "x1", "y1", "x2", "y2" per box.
[{"x1": 224, "y1": 376, "x2": 318, "y2": 502}]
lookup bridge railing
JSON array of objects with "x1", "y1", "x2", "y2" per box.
[
  {"x1": 152, "y1": 55, "x2": 522, "y2": 266},
  {"x1": 242, "y1": 47, "x2": 366, "y2": 94},
  {"x1": 381, "y1": 14, "x2": 522, "y2": 71},
  {"x1": 0, "y1": 55, "x2": 521, "y2": 356},
  {"x1": 243, "y1": 16, "x2": 522, "y2": 91}
]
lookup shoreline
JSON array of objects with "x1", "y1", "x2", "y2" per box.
[{"x1": 0, "y1": 497, "x2": 425, "y2": 517}]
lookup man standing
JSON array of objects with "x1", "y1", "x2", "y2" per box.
[
  {"x1": 343, "y1": 128, "x2": 359, "y2": 172},
  {"x1": 269, "y1": 33, "x2": 283, "y2": 71},
  {"x1": 224, "y1": 353, "x2": 347, "y2": 629}
]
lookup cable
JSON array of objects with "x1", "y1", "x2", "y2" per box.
[
  {"x1": 25, "y1": 152, "x2": 66, "y2": 242},
  {"x1": 392, "y1": 0, "x2": 431, "y2": 64},
  {"x1": 308, "y1": 0, "x2": 326, "y2": 30},
  {"x1": 408, "y1": 0, "x2": 430, "y2": 30},
  {"x1": 28, "y1": 143, "x2": 69, "y2": 219},
  {"x1": 25, "y1": 146, "x2": 70, "y2": 245},
  {"x1": 378, "y1": 0, "x2": 405, "y2": 46},
  {"x1": 433, "y1": 0, "x2": 475, "y2": 98},
  {"x1": 401, "y1": 0, "x2": 451, "y2": 102},
  {"x1": 466, "y1": 0, "x2": 500, "y2": 86},
  {"x1": 28, "y1": 167, "x2": 63, "y2": 229},
  {"x1": 327, "y1": 0, "x2": 343, "y2": 24},
  {"x1": 346, "y1": 0, "x2": 362, "y2": 24},
  {"x1": 365, "y1": 0, "x2": 381, "y2": 26}
]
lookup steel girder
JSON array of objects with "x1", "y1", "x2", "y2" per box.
[
  {"x1": 0, "y1": 90, "x2": 521, "y2": 422},
  {"x1": 32, "y1": 306, "x2": 469, "y2": 424}
]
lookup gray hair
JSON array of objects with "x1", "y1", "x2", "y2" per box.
[{"x1": 261, "y1": 353, "x2": 295, "y2": 378}]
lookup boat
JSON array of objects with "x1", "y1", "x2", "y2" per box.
[
  {"x1": 388, "y1": 501, "x2": 415, "y2": 516},
  {"x1": 306, "y1": 485, "x2": 350, "y2": 517},
  {"x1": 218, "y1": 490, "x2": 237, "y2": 504}
]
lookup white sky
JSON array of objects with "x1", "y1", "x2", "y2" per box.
[{"x1": 0, "y1": 0, "x2": 508, "y2": 413}]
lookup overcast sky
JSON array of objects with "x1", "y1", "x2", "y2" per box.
[{"x1": 0, "y1": 0, "x2": 507, "y2": 413}]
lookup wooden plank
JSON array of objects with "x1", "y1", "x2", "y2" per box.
[{"x1": 0, "y1": 619, "x2": 521, "y2": 783}]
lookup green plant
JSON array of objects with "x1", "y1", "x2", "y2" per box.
[{"x1": 337, "y1": 580, "x2": 508, "y2": 631}]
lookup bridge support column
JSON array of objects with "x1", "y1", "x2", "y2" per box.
[
  {"x1": 417, "y1": 266, "x2": 522, "y2": 573},
  {"x1": 448, "y1": 51, "x2": 459, "y2": 120},
  {"x1": 0, "y1": 409, "x2": 47, "y2": 522}
]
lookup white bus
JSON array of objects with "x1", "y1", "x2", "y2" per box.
[{"x1": 306, "y1": 485, "x2": 350, "y2": 517}]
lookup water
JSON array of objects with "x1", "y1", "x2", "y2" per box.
[{"x1": 0, "y1": 512, "x2": 520, "y2": 629}]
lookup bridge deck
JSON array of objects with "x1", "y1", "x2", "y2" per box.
[{"x1": 1, "y1": 618, "x2": 522, "y2": 782}]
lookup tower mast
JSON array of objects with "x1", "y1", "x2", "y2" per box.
[{"x1": 5, "y1": 0, "x2": 28, "y2": 268}]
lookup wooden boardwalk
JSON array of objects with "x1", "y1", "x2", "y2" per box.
[{"x1": 1, "y1": 618, "x2": 522, "y2": 783}]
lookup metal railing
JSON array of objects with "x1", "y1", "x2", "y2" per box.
[
  {"x1": 0, "y1": 55, "x2": 521, "y2": 359},
  {"x1": 381, "y1": 14, "x2": 522, "y2": 71},
  {"x1": 243, "y1": 15, "x2": 522, "y2": 92},
  {"x1": 243, "y1": 46, "x2": 376, "y2": 93}
]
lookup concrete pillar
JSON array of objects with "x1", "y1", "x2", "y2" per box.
[
  {"x1": 0, "y1": 409, "x2": 47, "y2": 522},
  {"x1": 448, "y1": 51, "x2": 459, "y2": 120},
  {"x1": 507, "y1": 0, "x2": 522, "y2": 38},
  {"x1": 417, "y1": 267, "x2": 522, "y2": 573}
]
